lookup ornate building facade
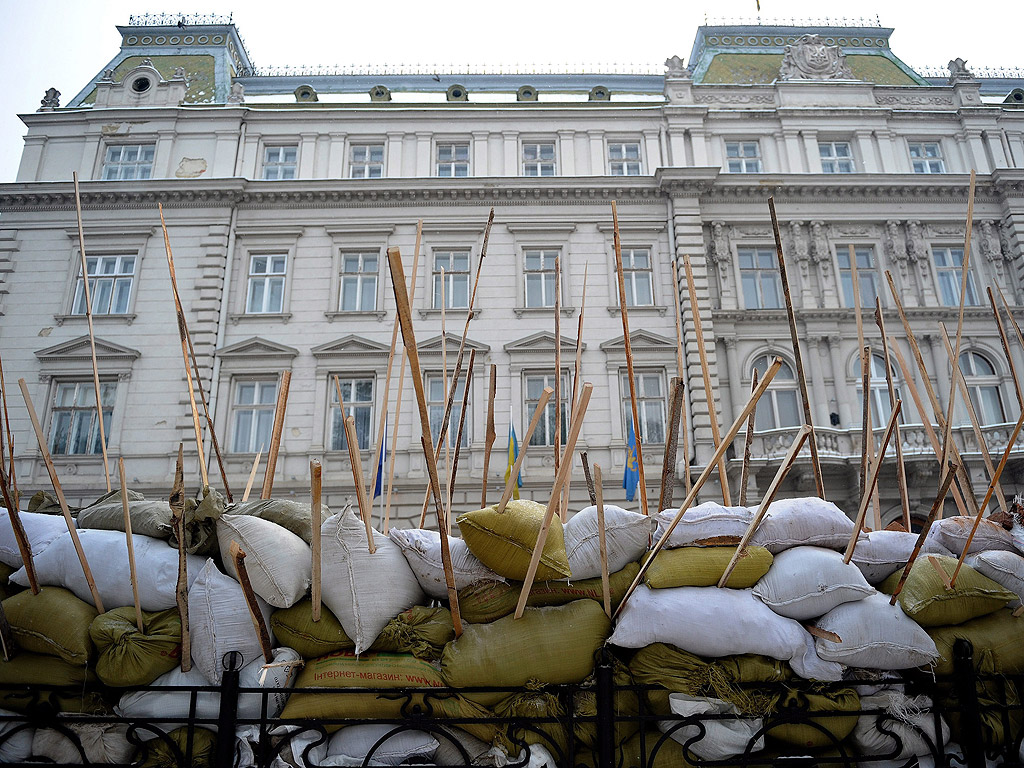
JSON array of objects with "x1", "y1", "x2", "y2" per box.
[{"x1": 1, "y1": 16, "x2": 1022, "y2": 524}]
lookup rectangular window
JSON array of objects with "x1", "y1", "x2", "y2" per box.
[
  {"x1": 432, "y1": 251, "x2": 470, "y2": 309},
  {"x1": 933, "y1": 247, "x2": 980, "y2": 307},
  {"x1": 522, "y1": 142, "x2": 556, "y2": 176},
  {"x1": 102, "y1": 144, "x2": 154, "y2": 180},
  {"x1": 526, "y1": 373, "x2": 570, "y2": 447},
  {"x1": 436, "y1": 143, "x2": 469, "y2": 177},
  {"x1": 48, "y1": 381, "x2": 115, "y2": 455},
  {"x1": 620, "y1": 248, "x2": 654, "y2": 306},
  {"x1": 339, "y1": 252, "x2": 378, "y2": 311},
  {"x1": 621, "y1": 371, "x2": 666, "y2": 443},
  {"x1": 738, "y1": 246, "x2": 783, "y2": 309},
  {"x1": 329, "y1": 376, "x2": 374, "y2": 451},
  {"x1": 246, "y1": 254, "x2": 287, "y2": 314},
  {"x1": 428, "y1": 374, "x2": 469, "y2": 449},
  {"x1": 725, "y1": 141, "x2": 762, "y2": 173},
  {"x1": 72, "y1": 255, "x2": 135, "y2": 315},
  {"x1": 262, "y1": 146, "x2": 297, "y2": 180},
  {"x1": 908, "y1": 142, "x2": 945, "y2": 174},
  {"x1": 609, "y1": 142, "x2": 642, "y2": 175},
  {"x1": 819, "y1": 141, "x2": 855, "y2": 173},
  {"x1": 350, "y1": 144, "x2": 385, "y2": 178},
  {"x1": 838, "y1": 246, "x2": 880, "y2": 309},
  {"x1": 231, "y1": 379, "x2": 277, "y2": 453},
  {"x1": 523, "y1": 250, "x2": 559, "y2": 308}
]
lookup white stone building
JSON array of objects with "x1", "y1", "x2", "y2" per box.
[{"x1": 1, "y1": 14, "x2": 1022, "y2": 525}]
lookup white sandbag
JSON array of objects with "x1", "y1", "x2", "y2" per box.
[
  {"x1": 323, "y1": 724, "x2": 438, "y2": 766},
  {"x1": 0, "y1": 508, "x2": 68, "y2": 567},
  {"x1": 32, "y1": 723, "x2": 133, "y2": 765},
  {"x1": 565, "y1": 505, "x2": 651, "y2": 579},
  {"x1": 936, "y1": 515, "x2": 1017, "y2": 556},
  {"x1": 321, "y1": 510, "x2": 425, "y2": 654},
  {"x1": 852, "y1": 529, "x2": 952, "y2": 584},
  {"x1": 389, "y1": 528, "x2": 503, "y2": 598},
  {"x1": 0, "y1": 708, "x2": 33, "y2": 763},
  {"x1": 813, "y1": 593, "x2": 938, "y2": 669},
  {"x1": 189, "y1": 558, "x2": 275, "y2": 684},
  {"x1": 218, "y1": 513, "x2": 312, "y2": 609},
  {"x1": 753, "y1": 546, "x2": 874, "y2": 620},
  {"x1": 9, "y1": 529, "x2": 204, "y2": 611},
  {"x1": 432, "y1": 727, "x2": 496, "y2": 766},
  {"x1": 609, "y1": 584, "x2": 843, "y2": 681},
  {"x1": 653, "y1": 503, "x2": 753, "y2": 548},
  {"x1": 852, "y1": 690, "x2": 949, "y2": 760},
  {"x1": 965, "y1": 550, "x2": 1024, "y2": 608},
  {"x1": 659, "y1": 694, "x2": 764, "y2": 760},
  {"x1": 749, "y1": 497, "x2": 859, "y2": 554}
]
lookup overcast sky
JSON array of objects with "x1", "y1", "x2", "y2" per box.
[{"x1": 1, "y1": 0, "x2": 1020, "y2": 182}]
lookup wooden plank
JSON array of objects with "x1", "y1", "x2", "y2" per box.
[
  {"x1": 658, "y1": 377, "x2": 685, "y2": 512},
  {"x1": 170, "y1": 443, "x2": 190, "y2": 671},
  {"x1": 580, "y1": 451, "x2": 597, "y2": 506},
  {"x1": 875, "y1": 302, "x2": 912, "y2": 530},
  {"x1": 310, "y1": 458, "x2": 322, "y2": 622},
  {"x1": 738, "y1": 368, "x2": 759, "y2": 508},
  {"x1": 0, "y1": 455, "x2": 38, "y2": 594},
  {"x1": 594, "y1": 464, "x2": 611, "y2": 618},
  {"x1": 118, "y1": 458, "x2": 144, "y2": 633},
  {"x1": 229, "y1": 540, "x2": 274, "y2": 664},
  {"x1": 844, "y1": 400, "x2": 903, "y2": 563},
  {"x1": 241, "y1": 446, "x2": 263, "y2": 503},
  {"x1": 481, "y1": 364, "x2": 497, "y2": 508},
  {"x1": 670, "y1": 256, "x2": 691, "y2": 496},
  {"x1": 448, "y1": 349, "x2": 476, "y2": 500},
  {"x1": 343, "y1": 411, "x2": 375, "y2": 554},
  {"x1": 260, "y1": 370, "x2": 292, "y2": 498}
]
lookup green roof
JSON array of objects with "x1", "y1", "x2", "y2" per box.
[{"x1": 700, "y1": 51, "x2": 920, "y2": 86}]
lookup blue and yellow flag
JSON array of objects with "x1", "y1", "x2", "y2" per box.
[
  {"x1": 623, "y1": 418, "x2": 639, "y2": 502},
  {"x1": 505, "y1": 411, "x2": 522, "y2": 500},
  {"x1": 373, "y1": 412, "x2": 386, "y2": 499}
]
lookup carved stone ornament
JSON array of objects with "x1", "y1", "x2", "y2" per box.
[
  {"x1": 664, "y1": 55, "x2": 690, "y2": 78},
  {"x1": 227, "y1": 82, "x2": 245, "y2": 104},
  {"x1": 809, "y1": 221, "x2": 830, "y2": 264},
  {"x1": 38, "y1": 87, "x2": 60, "y2": 111},
  {"x1": 172, "y1": 66, "x2": 187, "y2": 80},
  {"x1": 779, "y1": 34, "x2": 854, "y2": 81},
  {"x1": 788, "y1": 220, "x2": 809, "y2": 263},
  {"x1": 978, "y1": 221, "x2": 1001, "y2": 262},
  {"x1": 947, "y1": 57, "x2": 975, "y2": 84},
  {"x1": 709, "y1": 221, "x2": 730, "y2": 264},
  {"x1": 884, "y1": 221, "x2": 907, "y2": 262}
]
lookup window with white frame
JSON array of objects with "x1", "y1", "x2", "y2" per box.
[
  {"x1": 725, "y1": 141, "x2": 762, "y2": 173},
  {"x1": 436, "y1": 143, "x2": 469, "y2": 177},
  {"x1": 608, "y1": 142, "x2": 642, "y2": 175},
  {"x1": 525, "y1": 372, "x2": 570, "y2": 447},
  {"x1": 432, "y1": 251, "x2": 470, "y2": 309},
  {"x1": 246, "y1": 254, "x2": 287, "y2": 314},
  {"x1": 819, "y1": 141, "x2": 855, "y2": 173},
  {"x1": 838, "y1": 245, "x2": 880, "y2": 309},
  {"x1": 72, "y1": 255, "x2": 135, "y2": 315},
  {"x1": 620, "y1": 371, "x2": 666, "y2": 443},
  {"x1": 262, "y1": 146, "x2": 297, "y2": 180},
  {"x1": 522, "y1": 142, "x2": 556, "y2": 176},
  {"x1": 329, "y1": 376, "x2": 375, "y2": 451},
  {"x1": 960, "y1": 351, "x2": 1005, "y2": 425},
  {"x1": 854, "y1": 353, "x2": 901, "y2": 428},
  {"x1": 231, "y1": 379, "x2": 277, "y2": 453},
  {"x1": 428, "y1": 373, "x2": 469, "y2": 448},
  {"x1": 339, "y1": 252, "x2": 378, "y2": 311},
  {"x1": 738, "y1": 246, "x2": 783, "y2": 309},
  {"x1": 350, "y1": 144, "x2": 385, "y2": 178},
  {"x1": 102, "y1": 144, "x2": 155, "y2": 180},
  {"x1": 908, "y1": 142, "x2": 945, "y2": 174},
  {"x1": 524, "y1": 250, "x2": 559, "y2": 308},
  {"x1": 620, "y1": 248, "x2": 654, "y2": 306},
  {"x1": 48, "y1": 381, "x2": 115, "y2": 455},
  {"x1": 752, "y1": 355, "x2": 800, "y2": 431},
  {"x1": 932, "y1": 247, "x2": 980, "y2": 307}
]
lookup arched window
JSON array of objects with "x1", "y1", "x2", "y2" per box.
[
  {"x1": 960, "y1": 351, "x2": 1005, "y2": 425},
  {"x1": 751, "y1": 354, "x2": 800, "y2": 430},
  {"x1": 854, "y1": 353, "x2": 901, "y2": 427}
]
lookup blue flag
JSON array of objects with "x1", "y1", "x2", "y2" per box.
[
  {"x1": 505, "y1": 407, "x2": 522, "y2": 500},
  {"x1": 373, "y1": 412, "x2": 386, "y2": 498},
  {"x1": 623, "y1": 418, "x2": 639, "y2": 502}
]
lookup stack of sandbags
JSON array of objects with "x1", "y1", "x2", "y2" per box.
[
  {"x1": 90, "y1": 607, "x2": 182, "y2": 687},
  {"x1": 0, "y1": 507, "x2": 67, "y2": 568},
  {"x1": 850, "y1": 529, "x2": 952, "y2": 584},
  {"x1": 457, "y1": 499, "x2": 571, "y2": 582},
  {"x1": 216, "y1": 513, "x2": 311, "y2": 609}
]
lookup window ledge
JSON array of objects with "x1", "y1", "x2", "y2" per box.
[
  {"x1": 229, "y1": 312, "x2": 293, "y2": 325},
  {"x1": 54, "y1": 313, "x2": 136, "y2": 327},
  {"x1": 416, "y1": 307, "x2": 483, "y2": 320},
  {"x1": 325, "y1": 310, "x2": 387, "y2": 323},
  {"x1": 512, "y1": 306, "x2": 576, "y2": 319},
  {"x1": 606, "y1": 305, "x2": 667, "y2": 317}
]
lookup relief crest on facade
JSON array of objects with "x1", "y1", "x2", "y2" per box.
[{"x1": 779, "y1": 34, "x2": 854, "y2": 81}]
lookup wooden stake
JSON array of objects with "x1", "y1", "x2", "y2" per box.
[
  {"x1": 844, "y1": 400, "x2": 903, "y2": 563},
  {"x1": 988, "y1": 287, "x2": 1024, "y2": 410},
  {"x1": 658, "y1": 377, "x2": 685, "y2": 512},
  {"x1": 994, "y1": 285, "x2": 1024, "y2": 403},
  {"x1": 738, "y1": 368, "x2": 759, "y2": 508},
  {"x1": 118, "y1": 458, "x2": 144, "y2": 633},
  {"x1": 72, "y1": 173, "x2": 111, "y2": 492},
  {"x1": 581, "y1": 451, "x2": 597, "y2": 505},
  {"x1": 554, "y1": 255, "x2": 562, "y2": 496},
  {"x1": 594, "y1": 463, "x2": 611, "y2": 618},
  {"x1": 0, "y1": 352, "x2": 18, "y2": 509},
  {"x1": 387, "y1": 246, "x2": 462, "y2": 636},
  {"x1": 670, "y1": 257, "x2": 691, "y2": 496},
  {"x1": 448, "y1": 350, "x2": 475, "y2": 502},
  {"x1": 572, "y1": 264, "x2": 588, "y2": 410},
  {"x1": 0, "y1": 603, "x2": 13, "y2": 662},
  {"x1": 769, "y1": 197, "x2": 825, "y2": 498},
  {"x1": 229, "y1": 540, "x2": 273, "y2": 664},
  {"x1": 481, "y1": 364, "x2": 497, "y2": 508},
  {"x1": 416, "y1": 354, "x2": 465, "y2": 528},
  {"x1": 169, "y1": 443, "x2": 190, "y2": 671},
  {"x1": 682, "y1": 253, "x2": 730, "y2": 505},
  {"x1": 875, "y1": 302, "x2": 912, "y2": 530},
  {"x1": 183, "y1": 329, "x2": 232, "y2": 502},
  {"x1": 612, "y1": 202, "x2": 650, "y2": 515},
  {"x1": 441, "y1": 266, "x2": 450, "y2": 529},
  {"x1": 616, "y1": 357, "x2": 784, "y2": 618},
  {"x1": 343, "y1": 413, "x2": 375, "y2": 554},
  {"x1": 928, "y1": 556, "x2": 954, "y2": 590},
  {"x1": 18, "y1": 378, "x2": 104, "y2": 612},
  {"x1": 496, "y1": 387, "x2": 553, "y2": 515},
  {"x1": 859, "y1": 345, "x2": 882, "y2": 530},
  {"x1": 310, "y1": 458, "x2": 322, "y2": 622},
  {"x1": 260, "y1": 370, "x2": 291, "y2": 498},
  {"x1": 515, "y1": 383, "x2": 593, "y2": 618},
  {"x1": 0, "y1": 462, "x2": 37, "y2": 594},
  {"x1": 719, "y1": 424, "x2": 812, "y2": 587},
  {"x1": 241, "y1": 446, "x2": 263, "y2": 503}
]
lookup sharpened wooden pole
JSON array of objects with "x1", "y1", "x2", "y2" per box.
[
  {"x1": 994, "y1": 284, "x2": 1024, "y2": 407},
  {"x1": 170, "y1": 443, "x2": 189, "y2": 671},
  {"x1": 572, "y1": 264, "x2": 588, "y2": 411},
  {"x1": 310, "y1": 458, "x2": 322, "y2": 622},
  {"x1": 118, "y1": 458, "x2": 144, "y2": 633},
  {"x1": 845, "y1": 400, "x2": 903, "y2": 563},
  {"x1": 670, "y1": 256, "x2": 691, "y2": 496},
  {"x1": 876, "y1": 302, "x2": 912, "y2": 530},
  {"x1": 554, "y1": 255, "x2": 562, "y2": 497},
  {"x1": 343, "y1": 413, "x2": 375, "y2": 554},
  {"x1": 0, "y1": 352, "x2": 19, "y2": 509},
  {"x1": 851, "y1": 243, "x2": 871, "y2": 507},
  {"x1": 448, "y1": 350, "x2": 475, "y2": 501},
  {"x1": 481, "y1": 364, "x2": 497, "y2": 508},
  {"x1": 594, "y1": 463, "x2": 611, "y2": 618},
  {"x1": 989, "y1": 287, "x2": 1024, "y2": 411},
  {"x1": 260, "y1": 370, "x2": 291, "y2": 499},
  {"x1": 241, "y1": 446, "x2": 263, "y2": 503},
  {"x1": 496, "y1": 387, "x2": 553, "y2": 514},
  {"x1": 738, "y1": 368, "x2": 759, "y2": 508},
  {"x1": 0, "y1": 463, "x2": 36, "y2": 594},
  {"x1": 581, "y1": 451, "x2": 597, "y2": 505},
  {"x1": 658, "y1": 377, "x2": 685, "y2": 512},
  {"x1": 230, "y1": 540, "x2": 274, "y2": 663},
  {"x1": 19, "y1": 379, "x2": 104, "y2": 612}
]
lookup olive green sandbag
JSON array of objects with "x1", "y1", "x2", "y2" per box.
[
  {"x1": 90, "y1": 607, "x2": 181, "y2": 687},
  {"x1": 928, "y1": 607, "x2": 1024, "y2": 675},
  {"x1": 77, "y1": 488, "x2": 172, "y2": 539},
  {"x1": 457, "y1": 499, "x2": 571, "y2": 581},
  {"x1": 937, "y1": 677, "x2": 1024, "y2": 751},
  {"x1": 225, "y1": 498, "x2": 326, "y2": 543},
  {"x1": 0, "y1": 563, "x2": 24, "y2": 601},
  {"x1": 441, "y1": 600, "x2": 612, "y2": 707},
  {"x1": 0, "y1": 652, "x2": 104, "y2": 714},
  {"x1": 270, "y1": 599, "x2": 356, "y2": 658},
  {"x1": 617, "y1": 729, "x2": 695, "y2": 768},
  {"x1": 573, "y1": 655, "x2": 641, "y2": 749},
  {"x1": 881, "y1": 556, "x2": 1016, "y2": 626},
  {"x1": 137, "y1": 727, "x2": 216, "y2": 768},
  {"x1": 459, "y1": 561, "x2": 640, "y2": 623},
  {"x1": 644, "y1": 545, "x2": 773, "y2": 589},
  {"x1": 3, "y1": 586, "x2": 97, "y2": 664},
  {"x1": 372, "y1": 605, "x2": 454, "y2": 660},
  {"x1": 767, "y1": 687, "x2": 860, "y2": 749},
  {"x1": 494, "y1": 690, "x2": 569, "y2": 758}
]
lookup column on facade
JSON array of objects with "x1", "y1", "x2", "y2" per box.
[
  {"x1": 327, "y1": 132, "x2": 346, "y2": 178},
  {"x1": 16, "y1": 136, "x2": 46, "y2": 182},
  {"x1": 587, "y1": 130, "x2": 605, "y2": 175},
  {"x1": 643, "y1": 130, "x2": 661, "y2": 173},
  {"x1": 502, "y1": 131, "x2": 518, "y2": 177},
  {"x1": 690, "y1": 128, "x2": 709, "y2": 166},
  {"x1": 723, "y1": 337, "x2": 742, "y2": 429},
  {"x1": 386, "y1": 132, "x2": 404, "y2": 178},
  {"x1": 782, "y1": 130, "x2": 803, "y2": 173},
  {"x1": 415, "y1": 132, "x2": 432, "y2": 177},
  {"x1": 154, "y1": 130, "x2": 175, "y2": 178},
  {"x1": 854, "y1": 130, "x2": 878, "y2": 173},
  {"x1": 213, "y1": 130, "x2": 240, "y2": 177},
  {"x1": 876, "y1": 130, "x2": 900, "y2": 173},
  {"x1": 809, "y1": 337, "x2": 830, "y2": 426},
  {"x1": 964, "y1": 130, "x2": 992, "y2": 174},
  {"x1": 239, "y1": 131, "x2": 260, "y2": 177},
  {"x1": 471, "y1": 131, "x2": 488, "y2": 176},
  {"x1": 986, "y1": 130, "x2": 1009, "y2": 169},
  {"x1": 802, "y1": 131, "x2": 822, "y2": 173},
  {"x1": 826, "y1": 335, "x2": 854, "y2": 427},
  {"x1": 297, "y1": 133, "x2": 317, "y2": 178},
  {"x1": 922, "y1": 334, "x2": 950, "y2": 421},
  {"x1": 1007, "y1": 132, "x2": 1024, "y2": 168},
  {"x1": 761, "y1": 135, "x2": 781, "y2": 173},
  {"x1": 558, "y1": 130, "x2": 575, "y2": 176},
  {"x1": 665, "y1": 125, "x2": 686, "y2": 167}
]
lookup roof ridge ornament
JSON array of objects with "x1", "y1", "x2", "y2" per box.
[
  {"x1": 779, "y1": 34, "x2": 854, "y2": 81},
  {"x1": 947, "y1": 57, "x2": 976, "y2": 85}
]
